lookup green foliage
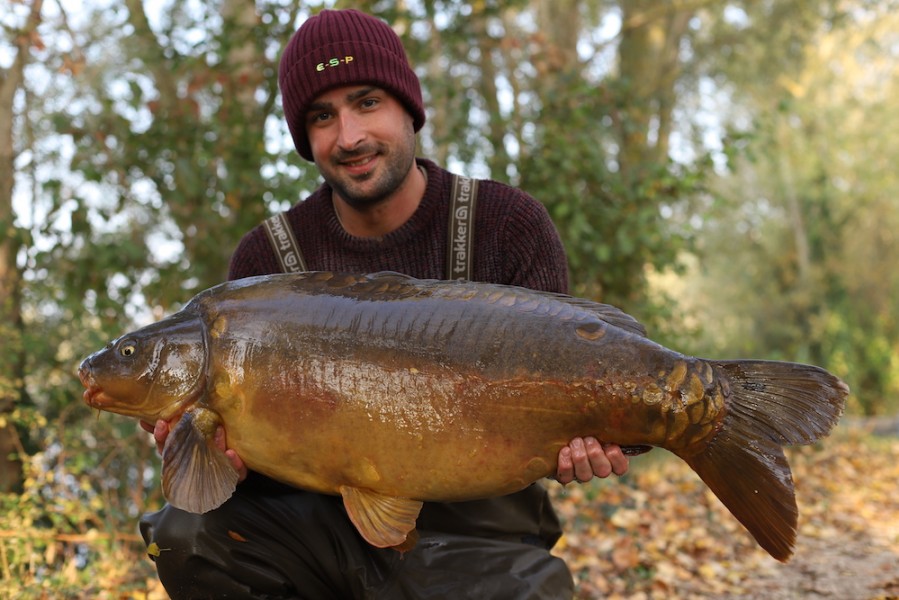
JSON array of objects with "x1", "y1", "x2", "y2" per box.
[
  {"x1": 49, "y1": 0, "x2": 320, "y2": 311},
  {"x1": 679, "y1": 1, "x2": 899, "y2": 415},
  {"x1": 4, "y1": 0, "x2": 899, "y2": 595},
  {"x1": 0, "y1": 406, "x2": 163, "y2": 597},
  {"x1": 518, "y1": 78, "x2": 707, "y2": 329}
]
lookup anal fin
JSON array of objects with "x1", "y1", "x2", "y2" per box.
[
  {"x1": 162, "y1": 408, "x2": 239, "y2": 513},
  {"x1": 339, "y1": 486, "x2": 423, "y2": 551}
]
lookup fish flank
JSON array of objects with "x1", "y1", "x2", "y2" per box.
[{"x1": 79, "y1": 272, "x2": 849, "y2": 561}]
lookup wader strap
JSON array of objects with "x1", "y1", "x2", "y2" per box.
[
  {"x1": 264, "y1": 173, "x2": 478, "y2": 278},
  {"x1": 446, "y1": 174, "x2": 479, "y2": 280},
  {"x1": 262, "y1": 212, "x2": 307, "y2": 273}
]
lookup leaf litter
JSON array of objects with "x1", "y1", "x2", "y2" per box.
[{"x1": 549, "y1": 424, "x2": 899, "y2": 599}]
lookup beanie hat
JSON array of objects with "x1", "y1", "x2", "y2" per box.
[{"x1": 278, "y1": 9, "x2": 426, "y2": 161}]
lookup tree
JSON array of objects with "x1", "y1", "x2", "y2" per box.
[
  {"x1": 679, "y1": 0, "x2": 899, "y2": 413},
  {"x1": 0, "y1": 0, "x2": 45, "y2": 494},
  {"x1": 11, "y1": 0, "x2": 899, "y2": 592},
  {"x1": 515, "y1": 1, "x2": 706, "y2": 319},
  {"x1": 0, "y1": 2, "x2": 323, "y2": 592},
  {"x1": 53, "y1": 0, "x2": 319, "y2": 311}
]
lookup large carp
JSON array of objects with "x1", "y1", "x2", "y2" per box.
[{"x1": 78, "y1": 271, "x2": 847, "y2": 561}]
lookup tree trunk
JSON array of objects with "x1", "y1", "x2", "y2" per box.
[
  {"x1": 0, "y1": 0, "x2": 43, "y2": 493},
  {"x1": 472, "y1": 13, "x2": 511, "y2": 178},
  {"x1": 531, "y1": 0, "x2": 582, "y2": 97},
  {"x1": 617, "y1": 0, "x2": 693, "y2": 179}
]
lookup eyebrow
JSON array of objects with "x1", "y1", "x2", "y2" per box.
[{"x1": 306, "y1": 86, "x2": 381, "y2": 114}]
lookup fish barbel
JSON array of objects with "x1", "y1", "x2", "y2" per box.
[{"x1": 78, "y1": 271, "x2": 847, "y2": 561}]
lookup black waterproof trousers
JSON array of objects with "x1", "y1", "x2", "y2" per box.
[{"x1": 139, "y1": 475, "x2": 574, "y2": 599}]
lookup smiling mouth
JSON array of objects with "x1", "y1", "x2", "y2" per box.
[
  {"x1": 343, "y1": 155, "x2": 375, "y2": 167},
  {"x1": 336, "y1": 146, "x2": 381, "y2": 171}
]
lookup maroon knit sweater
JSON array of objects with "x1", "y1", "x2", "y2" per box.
[
  {"x1": 227, "y1": 157, "x2": 570, "y2": 548},
  {"x1": 229, "y1": 159, "x2": 569, "y2": 294}
]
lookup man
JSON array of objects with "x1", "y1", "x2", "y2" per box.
[{"x1": 140, "y1": 9, "x2": 628, "y2": 599}]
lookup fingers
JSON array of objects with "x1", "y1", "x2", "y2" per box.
[
  {"x1": 600, "y1": 441, "x2": 629, "y2": 476},
  {"x1": 555, "y1": 437, "x2": 630, "y2": 484},
  {"x1": 153, "y1": 419, "x2": 169, "y2": 440},
  {"x1": 140, "y1": 419, "x2": 169, "y2": 455},
  {"x1": 557, "y1": 438, "x2": 599, "y2": 484},
  {"x1": 577, "y1": 436, "x2": 610, "y2": 481},
  {"x1": 216, "y1": 426, "x2": 248, "y2": 482},
  {"x1": 556, "y1": 446, "x2": 575, "y2": 485},
  {"x1": 225, "y1": 449, "x2": 248, "y2": 483},
  {"x1": 213, "y1": 424, "x2": 227, "y2": 451},
  {"x1": 143, "y1": 420, "x2": 248, "y2": 483}
]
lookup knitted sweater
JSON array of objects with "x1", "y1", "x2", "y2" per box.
[
  {"x1": 229, "y1": 159, "x2": 569, "y2": 294},
  {"x1": 227, "y1": 158, "x2": 570, "y2": 548}
]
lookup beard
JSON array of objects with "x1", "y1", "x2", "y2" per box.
[{"x1": 319, "y1": 123, "x2": 417, "y2": 211}]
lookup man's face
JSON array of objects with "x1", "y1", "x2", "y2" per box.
[{"x1": 305, "y1": 86, "x2": 417, "y2": 210}]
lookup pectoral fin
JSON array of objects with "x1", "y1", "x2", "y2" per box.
[
  {"x1": 161, "y1": 408, "x2": 239, "y2": 514},
  {"x1": 339, "y1": 486, "x2": 423, "y2": 551}
]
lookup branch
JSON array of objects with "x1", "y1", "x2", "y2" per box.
[
  {"x1": 0, "y1": 530, "x2": 144, "y2": 543},
  {"x1": 0, "y1": 0, "x2": 44, "y2": 155},
  {"x1": 123, "y1": 0, "x2": 179, "y2": 105}
]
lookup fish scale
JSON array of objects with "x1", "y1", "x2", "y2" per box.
[{"x1": 79, "y1": 271, "x2": 847, "y2": 562}]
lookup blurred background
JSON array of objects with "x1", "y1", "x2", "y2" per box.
[{"x1": 2, "y1": 0, "x2": 898, "y2": 597}]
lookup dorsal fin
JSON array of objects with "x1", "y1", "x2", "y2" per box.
[
  {"x1": 556, "y1": 296, "x2": 648, "y2": 337},
  {"x1": 309, "y1": 271, "x2": 650, "y2": 338}
]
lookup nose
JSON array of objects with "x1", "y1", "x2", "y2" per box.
[{"x1": 336, "y1": 111, "x2": 366, "y2": 151}]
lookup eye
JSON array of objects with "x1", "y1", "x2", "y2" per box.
[
  {"x1": 119, "y1": 343, "x2": 137, "y2": 357},
  {"x1": 308, "y1": 110, "x2": 332, "y2": 126}
]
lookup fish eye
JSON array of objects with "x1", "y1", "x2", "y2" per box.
[{"x1": 119, "y1": 342, "x2": 137, "y2": 357}]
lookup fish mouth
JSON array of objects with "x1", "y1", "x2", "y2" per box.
[
  {"x1": 82, "y1": 385, "x2": 106, "y2": 408},
  {"x1": 78, "y1": 361, "x2": 109, "y2": 409},
  {"x1": 79, "y1": 376, "x2": 124, "y2": 412},
  {"x1": 78, "y1": 365, "x2": 101, "y2": 408}
]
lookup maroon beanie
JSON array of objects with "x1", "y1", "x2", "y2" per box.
[{"x1": 278, "y1": 9, "x2": 426, "y2": 161}]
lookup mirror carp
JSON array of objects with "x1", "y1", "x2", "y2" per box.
[{"x1": 78, "y1": 271, "x2": 848, "y2": 561}]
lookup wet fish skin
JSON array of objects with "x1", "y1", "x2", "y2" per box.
[{"x1": 78, "y1": 271, "x2": 848, "y2": 561}]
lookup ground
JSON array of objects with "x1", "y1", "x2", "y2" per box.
[
  {"x1": 30, "y1": 422, "x2": 893, "y2": 599},
  {"x1": 732, "y1": 533, "x2": 899, "y2": 600},
  {"x1": 549, "y1": 424, "x2": 899, "y2": 599}
]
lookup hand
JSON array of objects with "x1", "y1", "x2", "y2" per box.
[
  {"x1": 555, "y1": 436, "x2": 628, "y2": 484},
  {"x1": 139, "y1": 419, "x2": 169, "y2": 455},
  {"x1": 140, "y1": 419, "x2": 248, "y2": 483}
]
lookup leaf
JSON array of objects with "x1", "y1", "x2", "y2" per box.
[{"x1": 227, "y1": 530, "x2": 248, "y2": 542}]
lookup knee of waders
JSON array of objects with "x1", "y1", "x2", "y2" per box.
[{"x1": 139, "y1": 504, "x2": 209, "y2": 568}]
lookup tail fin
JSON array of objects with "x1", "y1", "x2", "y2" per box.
[{"x1": 675, "y1": 360, "x2": 848, "y2": 562}]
